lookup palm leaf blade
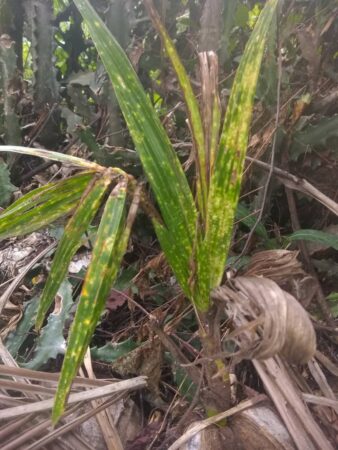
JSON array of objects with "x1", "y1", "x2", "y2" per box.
[
  {"x1": 35, "y1": 172, "x2": 112, "y2": 330},
  {"x1": 0, "y1": 173, "x2": 95, "y2": 239},
  {"x1": 73, "y1": 0, "x2": 197, "y2": 290},
  {"x1": 198, "y1": 0, "x2": 278, "y2": 305},
  {"x1": 52, "y1": 182, "x2": 128, "y2": 422},
  {"x1": 0, "y1": 145, "x2": 102, "y2": 170},
  {"x1": 144, "y1": 0, "x2": 207, "y2": 216},
  {"x1": 3, "y1": 172, "x2": 94, "y2": 215}
]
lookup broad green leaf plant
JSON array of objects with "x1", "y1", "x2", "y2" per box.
[{"x1": 0, "y1": 0, "x2": 278, "y2": 422}]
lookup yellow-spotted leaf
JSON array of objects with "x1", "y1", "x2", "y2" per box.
[
  {"x1": 153, "y1": 222, "x2": 192, "y2": 297},
  {"x1": 52, "y1": 181, "x2": 128, "y2": 422},
  {"x1": 197, "y1": 0, "x2": 278, "y2": 308},
  {"x1": 144, "y1": 0, "x2": 207, "y2": 217},
  {"x1": 35, "y1": 171, "x2": 113, "y2": 330},
  {"x1": 73, "y1": 0, "x2": 197, "y2": 294},
  {"x1": 0, "y1": 145, "x2": 103, "y2": 171},
  {"x1": 0, "y1": 172, "x2": 95, "y2": 239}
]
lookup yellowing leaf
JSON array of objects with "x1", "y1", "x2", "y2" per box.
[
  {"x1": 52, "y1": 181, "x2": 128, "y2": 422},
  {"x1": 35, "y1": 172, "x2": 113, "y2": 330}
]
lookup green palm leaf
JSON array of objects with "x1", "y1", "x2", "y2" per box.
[
  {"x1": 52, "y1": 181, "x2": 128, "y2": 422},
  {"x1": 0, "y1": 145, "x2": 102, "y2": 171},
  {"x1": 35, "y1": 172, "x2": 113, "y2": 330},
  {"x1": 289, "y1": 229, "x2": 338, "y2": 251},
  {"x1": 0, "y1": 172, "x2": 95, "y2": 239},
  {"x1": 73, "y1": 0, "x2": 197, "y2": 293},
  {"x1": 144, "y1": 0, "x2": 207, "y2": 217},
  {"x1": 198, "y1": 0, "x2": 278, "y2": 306}
]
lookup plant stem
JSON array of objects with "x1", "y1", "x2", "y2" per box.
[{"x1": 198, "y1": 306, "x2": 231, "y2": 413}]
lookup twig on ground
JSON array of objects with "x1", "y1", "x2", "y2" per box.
[
  {"x1": 246, "y1": 157, "x2": 338, "y2": 216},
  {"x1": 315, "y1": 350, "x2": 338, "y2": 376},
  {"x1": 302, "y1": 393, "x2": 338, "y2": 409},
  {"x1": 254, "y1": 357, "x2": 334, "y2": 450},
  {"x1": 307, "y1": 359, "x2": 338, "y2": 414},
  {"x1": 25, "y1": 396, "x2": 124, "y2": 450},
  {"x1": 0, "y1": 376, "x2": 147, "y2": 419},
  {"x1": 1, "y1": 403, "x2": 81, "y2": 450},
  {"x1": 0, "y1": 363, "x2": 111, "y2": 388},
  {"x1": 168, "y1": 395, "x2": 266, "y2": 450},
  {"x1": 0, "y1": 378, "x2": 57, "y2": 396},
  {"x1": 82, "y1": 349, "x2": 124, "y2": 450}
]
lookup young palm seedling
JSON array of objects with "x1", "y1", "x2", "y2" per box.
[{"x1": 0, "y1": 0, "x2": 279, "y2": 422}]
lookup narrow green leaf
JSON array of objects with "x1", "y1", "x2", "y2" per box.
[
  {"x1": 209, "y1": 87, "x2": 221, "y2": 175},
  {"x1": 198, "y1": 0, "x2": 278, "y2": 306},
  {"x1": 153, "y1": 222, "x2": 192, "y2": 297},
  {"x1": 3, "y1": 171, "x2": 94, "y2": 215},
  {"x1": 1, "y1": 197, "x2": 80, "y2": 239},
  {"x1": 0, "y1": 172, "x2": 95, "y2": 239},
  {"x1": 0, "y1": 145, "x2": 103, "y2": 170},
  {"x1": 144, "y1": 0, "x2": 207, "y2": 216},
  {"x1": 236, "y1": 203, "x2": 268, "y2": 240},
  {"x1": 288, "y1": 229, "x2": 338, "y2": 251},
  {"x1": 35, "y1": 172, "x2": 113, "y2": 330},
  {"x1": 52, "y1": 182, "x2": 128, "y2": 423},
  {"x1": 73, "y1": 0, "x2": 197, "y2": 292}
]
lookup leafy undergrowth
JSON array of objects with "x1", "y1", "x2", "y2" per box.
[{"x1": 1, "y1": 0, "x2": 338, "y2": 449}]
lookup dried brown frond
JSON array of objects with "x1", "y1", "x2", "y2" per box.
[
  {"x1": 0, "y1": 341, "x2": 145, "y2": 449},
  {"x1": 213, "y1": 275, "x2": 316, "y2": 364},
  {"x1": 243, "y1": 250, "x2": 304, "y2": 282}
]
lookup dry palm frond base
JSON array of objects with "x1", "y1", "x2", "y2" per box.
[
  {"x1": 168, "y1": 250, "x2": 337, "y2": 450},
  {"x1": 0, "y1": 340, "x2": 146, "y2": 450}
]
